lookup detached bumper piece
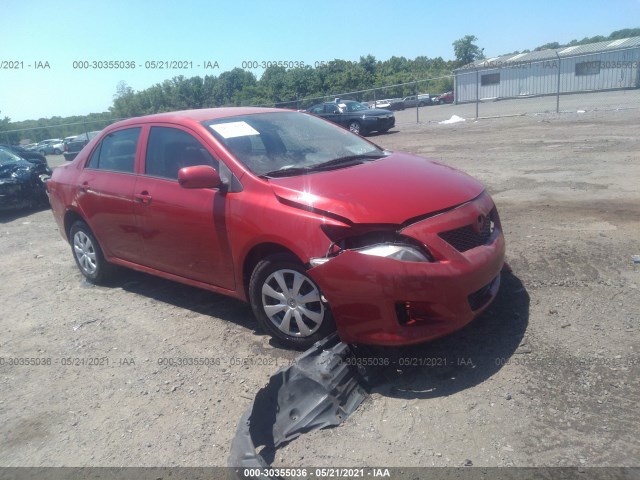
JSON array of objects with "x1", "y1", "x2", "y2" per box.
[{"x1": 229, "y1": 333, "x2": 368, "y2": 478}]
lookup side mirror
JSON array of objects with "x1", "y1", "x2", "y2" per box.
[{"x1": 178, "y1": 165, "x2": 222, "y2": 189}]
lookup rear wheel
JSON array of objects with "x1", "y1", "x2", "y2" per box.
[
  {"x1": 249, "y1": 253, "x2": 335, "y2": 349},
  {"x1": 69, "y1": 221, "x2": 113, "y2": 284}
]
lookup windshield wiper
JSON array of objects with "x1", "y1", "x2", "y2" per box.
[
  {"x1": 261, "y1": 154, "x2": 386, "y2": 178},
  {"x1": 260, "y1": 166, "x2": 313, "y2": 178},
  {"x1": 310, "y1": 154, "x2": 385, "y2": 170}
]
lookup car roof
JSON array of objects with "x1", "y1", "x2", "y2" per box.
[{"x1": 106, "y1": 107, "x2": 289, "y2": 130}]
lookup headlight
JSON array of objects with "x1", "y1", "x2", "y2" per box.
[
  {"x1": 311, "y1": 227, "x2": 433, "y2": 267},
  {"x1": 310, "y1": 243, "x2": 431, "y2": 266},
  {"x1": 355, "y1": 243, "x2": 431, "y2": 262}
]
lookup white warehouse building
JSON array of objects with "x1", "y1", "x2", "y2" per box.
[{"x1": 454, "y1": 36, "x2": 640, "y2": 103}]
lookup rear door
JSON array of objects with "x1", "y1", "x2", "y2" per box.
[
  {"x1": 76, "y1": 127, "x2": 142, "y2": 262},
  {"x1": 323, "y1": 103, "x2": 344, "y2": 127},
  {"x1": 133, "y1": 124, "x2": 235, "y2": 290}
]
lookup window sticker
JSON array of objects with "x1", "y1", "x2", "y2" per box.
[{"x1": 209, "y1": 121, "x2": 260, "y2": 139}]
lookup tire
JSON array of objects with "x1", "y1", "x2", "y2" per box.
[
  {"x1": 69, "y1": 221, "x2": 113, "y2": 284},
  {"x1": 249, "y1": 253, "x2": 335, "y2": 349},
  {"x1": 54, "y1": 148, "x2": 61, "y2": 155},
  {"x1": 347, "y1": 120, "x2": 361, "y2": 135}
]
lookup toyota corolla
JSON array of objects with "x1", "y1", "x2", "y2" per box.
[{"x1": 48, "y1": 108, "x2": 505, "y2": 349}]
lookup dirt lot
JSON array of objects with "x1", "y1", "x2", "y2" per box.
[{"x1": 1, "y1": 108, "x2": 639, "y2": 470}]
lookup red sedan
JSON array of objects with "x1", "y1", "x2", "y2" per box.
[{"x1": 48, "y1": 108, "x2": 505, "y2": 349}]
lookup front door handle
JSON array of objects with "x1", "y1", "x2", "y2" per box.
[{"x1": 134, "y1": 191, "x2": 152, "y2": 205}]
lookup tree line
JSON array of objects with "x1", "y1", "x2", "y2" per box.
[
  {"x1": 2, "y1": 53, "x2": 456, "y2": 143},
  {"x1": 109, "y1": 54, "x2": 457, "y2": 119}
]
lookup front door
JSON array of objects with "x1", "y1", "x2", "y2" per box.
[{"x1": 133, "y1": 125, "x2": 235, "y2": 290}]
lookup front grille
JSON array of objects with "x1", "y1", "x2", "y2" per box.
[
  {"x1": 377, "y1": 116, "x2": 395, "y2": 128},
  {"x1": 438, "y1": 208, "x2": 495, "y2": 252}
]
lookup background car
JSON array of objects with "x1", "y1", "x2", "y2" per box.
[
  {"x1": 403, "y1": 94, "x2": 432, "y2": 107},
  {"x1": 367, "y1": 99, "x2": 390, "y2": 109},
  {"x1": 37, "y1": 139, "x2": 64, "y2": 155},
  {"x1": 385, "y1": 98, "x2": 406, "y2": 111},
  {"x1": 63, "y1": 135, "x2": 77, "y2": 146},
  {"x1": 0, "y1": 146, "x2": 51, "y2": 211},
  {"x1": 63, "y1": 131, "x2": 101, "y2": 161},
  {"x1": 435, "y1": 91, "x2": 455, "y2": 104},
  {"x1": 0, "y1": 144, "x2": 48, "y2": 166},
  {"x1": 48, "y1": 107, "x2": 504, "y2": 350},
  {"x1": 306, "y1": 100, "x2": 395, "y2": 135}
]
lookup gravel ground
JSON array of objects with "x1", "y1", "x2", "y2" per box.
[{"x1": 1, "y1": 107, "x2": 638, "y2": 471}]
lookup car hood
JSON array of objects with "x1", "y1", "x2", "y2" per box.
[
  {"x1": 268, "y1": 152, "x2": 484, "y2": 225},
  {"x1": 0, "y1": 160, "x2": 35, "y2": 181}
]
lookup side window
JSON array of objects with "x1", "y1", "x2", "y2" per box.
[
  {"x1": 85, "y1": 128, "x2": 141, "y2": 173},
  {"x1": 325, "y1": 104, "x2": 340, "y2": 114},
  {"x1": 145, "y1": 127, "x2": 218, "y2": 180}
]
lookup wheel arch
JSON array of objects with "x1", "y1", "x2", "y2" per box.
[
  {"x1": 242, "y1": 242, "x2": 302, "y2": 299},
  {"x1": 63, "y1": 209, "x2": 88, "y2": 243}
]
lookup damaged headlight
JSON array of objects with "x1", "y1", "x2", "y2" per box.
[
  {"x1": 310, "y1": 242, "x2": 432, "y2": 266},
  {"x1": 310, "y1": 226, "x2": 434, "y2": 267},
  {"x1": 354, "y1": 243, "x2": 430, "y2": 262}
]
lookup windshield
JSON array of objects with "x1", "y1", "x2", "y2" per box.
[
  {"x1": 205, "y1": 111, "x2": 384, "y2": 177},
  {"x1": 0, "y1": 147, "x2": 24, "y2": 165}
]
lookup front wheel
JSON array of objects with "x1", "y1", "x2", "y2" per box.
[
  {"x1": 249, "y1": 254, "x2": 335, "y2": 349},
  {"x1": 69, "y1": 221, "x2": 113, "y2": 284},
  {"x1": 347, "y1": 120, "x2": 361, "y2": 135}
]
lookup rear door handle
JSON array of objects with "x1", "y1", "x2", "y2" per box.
[{"x1": 134, "y1": 191, "x2": 152, "y2": 205}]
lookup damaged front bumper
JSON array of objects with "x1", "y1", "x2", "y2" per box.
[{"x1": 307, "y1": 192, "x2": 506, "y2": 346}]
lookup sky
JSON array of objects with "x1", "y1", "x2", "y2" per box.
[{"x1": 1, "y1": 0, "x2": 639, "y2": 122}]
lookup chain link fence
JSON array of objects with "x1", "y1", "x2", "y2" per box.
[{"x1": 1, "y1": 118, "x2": 123, "y2": 146}]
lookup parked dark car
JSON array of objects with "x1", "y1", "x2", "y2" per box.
[
  {"x1": 0, "y1": 144, "x2": 48, "y2": 166},
  {"x1": 306, "y1": 101, "x2": 395, "y2": 135},
  {"x1": 385, "y1": 98, "x2": 406, "y2": 111},
  {"x1": 48, "y1": 107, "x2": 505, "y2": 349},
  {"x1": 63, "y1": 130, "x2": 101, "y2": 161},
  {"x1": 0, "y1": 146, "x2": 52, "y2": 211},
  {"x1": 435, "y1": 91, "x2": 455, "y2": 104}
]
